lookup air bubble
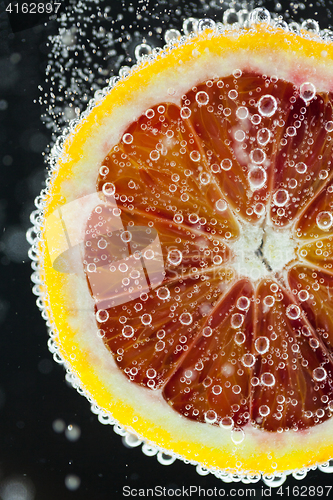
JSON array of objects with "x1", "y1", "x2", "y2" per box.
[
  {"x1": 134, "y1": 43, "x2": 152, "y2": 61},
  {"x1": 313, "y1": 367, "x2": 327, "y2": 382},
  {"x1": 164, "y1": 29, "x2": 181, "y2": 44},
  {"x1": 195, "y1": 91, "x2": 209, "y2": 105},
  {"x1": 200, "y1": 173, "x2": 210, "y2": 185},
  {"x1": 190, "y1": 150, "x2": 200, "y2": 162},
  {"x1": 122, "y1": 133, "x2": 133, "y2": 144},
  {"x1": 257, "y1": 128, "x2": 271, "y2": 146},
  {"x1": 232, "y1": 385, "x2": 241, "y2": 394},
  {"x1": 248, "y1": 166, "x2": 267, "y2": 191},
  {"x1": 157, "y1": 287, "x2": 170, "y2": 300},
  {"x1": 96, "y1": 309, "x2": 109, "y2": 323},
  {"x1": 155, "y1": 340, "x2": 165, "y2": 352},
  {"x1": 223, "y1": 8, "x2": 239, "y2": 26},
  {"x1": 250, "y1": 148, "x2": 266, "y2": 165},
  {"x1": 300, "y1": 82, "x2": 316, "y2": 102},
  {"x1": 235, "y1": 332, "x2": 246, "y2": 345},
  {"x1": 141, "y1": 314, "x2": 152, "y2": 326},
  {"x1": 87, "y1": 263, "x2": 96, "y2": 273},
  {"x1": 173, "y1": 213, "x2": 184, "y2": 224},
  {"x1": 301, "y1": 19, "x2": 319, "y2": 33},
  {"x1": 258, "y1": 94, "x2": 277, "y2": 117},
  {"x1": 231, "y1": 427, "x2": 245, "y2": 444},
  {"x1": 183, "y1": 17, "x2": 198, "y2": 35},
  {"x1": 198, "y1": 18, "x2": 216, "y2": 33},
  {"x1": 121, "y1": 231, "x2": 132, "y2": 243},
  {"x1": 286, "y1": 304, "x2": 301, "y2": 320},
  {"x1": 236, "y1": 107, "x2": 248, "y2": 120},
  {"x1": 150, "y1": 150, "x2": 160, "y2": 161},
  {"x1": 118, "y1": 263, "x2": 128, "y2": 273},
  {"x1": 179, "y1": 312, "x2": 193, "y2": 325},
  {"x1": 202, "y1": 326, "x2": 213, "y2": 337},
  {"x1": 99, "y1": 165, "x2": 109, "y2": 176},
  {"x1": 251, "y1": 114, "x2": 261, "y2": 125},
  {"x1": 204, "y1": 409, "x2": 217, "y2": 424},
  {"x1": 212, "y1": 385, "x2": 222, "y2": 395},
  {"x1": 261, "y1": 372, "x2": 275, "y2": 387},
  {"x1": 241, "y1": 353, "x2": 256, "y2": 367},
  {"x1": 146, "y1": 368, "x2": 156, "y2": 379},
  {"x1": 295, "y1": 162, "x2": 307, "y2": 174},
  {"x1": 250, "y1": 7, "x2": 271, "y2": 26},
  {"x1": 215, "y1": 199, "x2": 228, "y2": 212},
  {"x1": 180, "y1": 107, "x2": 191, "y2": 119},
  {"x1": 286, "y1": 126, "x2": 296, "y2": 137},
  {"x1": 234, "y1": 129, "x2": 245, "y2": 142},
  {"x1": 298, "y1": 290, "x2": 309, "y2": 301},
  {"x1": 220, "y1": 416, "x2": 234, "y2": 429},
  {"x1": 144, "y1": 249, "x2": 154, "y2": 260},
  {"x1": 254, "y1": 336, "x2": 270, "y2": 354},
  {"x1": 102, "y1": 182, "x2": 116, "y2": 196},
  {"x1": 237, "y1": 296, "x2": 250, "y2": 311},
  {"x1": 325, "y1": 121, "x2": 333, "y2": 132},
  {"x1": 122, "y1": 325, "x2": 134, "y2": 338},
  {"x1": 316, "y1": 211, "x2": 333, "y2": 231},
  {"x1": 259, "y1": 405, "x2": 270, "y2": 417},
  {"x1": 254, "y1": 203, "x2": 265, "y2": 216},
  {"x1": 145, "y1": 109, "x2": 155, "y2": 119},
  {"x1": 263, "y1": 295, "x2": 275, "y2": 307},
  {"x1": 231, "y1": 313, "x2": 244, "y2": 329},
  {"x1": 228, "y1": 89, "x2": 238, "y2": 100},
  {"x1": 167, "y1": 249, "x2": 182, "y2": 265},
  {"x1": 221, "y1": 158, "x2": 232, "y2": 171},
  {"x1": 273, "y1": 189, "x2": 289, "y2": 207}
]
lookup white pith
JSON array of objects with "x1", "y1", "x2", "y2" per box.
[{"x1": 229, "y1": 219, "x2": 297, "y2": 281}]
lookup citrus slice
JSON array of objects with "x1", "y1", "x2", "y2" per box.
[{"x1": 32, "y1": 17, "x2": 333, "y2": 477}]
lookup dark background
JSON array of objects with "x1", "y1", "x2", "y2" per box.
[{"x1": 1, "y1": 0, "x2": 333, "y2": 499}]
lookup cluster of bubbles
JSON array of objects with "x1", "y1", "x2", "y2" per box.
[{"x1": 41, "y1": 0, "x2": 333, "y2": 144}]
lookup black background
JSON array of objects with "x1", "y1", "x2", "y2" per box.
[{"x1": 1, "y1": 0, "x2": 333, "y2": 499}]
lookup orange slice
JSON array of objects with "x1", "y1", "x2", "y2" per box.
[{"x1": 33, "y1": 20, "x2": 333, "y2": 477}]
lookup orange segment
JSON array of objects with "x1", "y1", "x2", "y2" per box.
[
  {"x1": 254, "y1": 277, "x2": 333, "y2": 431},
  {"x1": 36, "y1": 23, "x2": 333, "y2": 476}
]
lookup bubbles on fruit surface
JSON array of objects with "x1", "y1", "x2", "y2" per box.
[
  {"x1": 179, "y1": 312, "x2": 193, "y2": 325},
  {"x1": 241, "y1": 353, "x2": 255, "y2": 368},
  {"x1": 221, "y1": 158, "x2": 232, "y2": 171},
  {"x1": 257, "y1": 128, "x2": 271, "y2": 146},
  {"x1": 295, "y1": 162, "x2": 307, "y2": 174},
  {"x1": 231, "y1": 427, "x2": 245, "y2": 444},
  {"x1": 204, "y1": 410, "x2": 217, "y2": 424},
  {"x1": 250, "y1": 148, "x2": 266, "y2": 165},
  {"x1": 250, "y1": 7, "x2": 271, "y2": 26},
  {"x1": 261, "y1": 372, "x2": 275, "y2": 387},
  {"x1": 96, "y1": 309, "x2": 109, "y2": 323},
  {"x1": 300, "y1": 82, "x2": 316, "y2": 102},
  {"x1": 167, "y1": 249, "x2": 182, "y2": 266},
  {"x1": 255, "y1": 336, "x2": 270, "y2": 354},
  {"x1": 273, "y1": 189, "x2": 289, "y2": 207},
  {"x1": 313, "y1": 367, "x2": 327, "y2": 382},
  {"x1": 258, "y1": 94, "x2": 277, "y2": 117},
  {"x1": 286, "y1": 304, "x2": 301, "y2": 320},
  {"x1": 316, "y1": 211, "x2": 333, "y2": 231},
  {"x1": 195, "y1": 91, "x2": 209, "y2": 106},
  {"x1": 102, "y1": 182, "x2": 115, "y2": 197},
  {"x1": 215, "y1": 199, "x2": 228, "y2": 212},
  {"x1": 259, "y1": 405, "x2": 270, "y2": 417},
  {"x1": 248, "y1": 166, "x2": 267, "y2": 191}
]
